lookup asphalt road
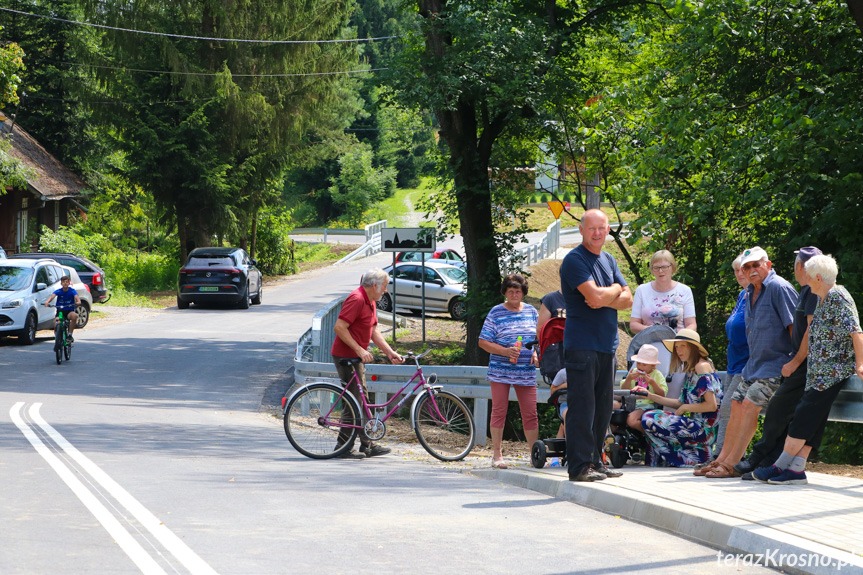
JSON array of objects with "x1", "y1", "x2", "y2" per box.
[{"x1": 0, "y1": 255, "x2": 773, "y2": 574}]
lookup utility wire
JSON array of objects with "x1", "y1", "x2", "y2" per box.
[
  {"x1": 0, "y1": 7, "x2": 404, "y2": 44},
  {"x1": 22, "y1": 94, "x2": 217, "y2": 106},
  {"x1": 39, "y1": 59, "x2": 386, "y2": 78}
]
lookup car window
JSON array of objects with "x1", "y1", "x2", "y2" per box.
[
  {"x1": 423, "y1": 268, "x2": 440, "y2": 283},
  {"x1": 59, "y1": 258, "x2": 89, "y2": 272},
  {"x1": 0, "y1": 266, "x2": 34, "y2": 291},
  {"x1": 49, "y1": 266, "x2": 64, "y2": 283},
  {"x1": 394, "y1": 266, "x2": 420, "y2": 281},
  {"x1": 35, "y1": 266, "x2": 51, "y2": 286},
  {"x1": 449, "y1": 252, "x2": 464, "y2": 261},
  {"x1": 187, "y1": 256, "x2": 235, "y2": 268},
  {"x1": 438, "y1": 267, "x2": 467, "y2": 284}
]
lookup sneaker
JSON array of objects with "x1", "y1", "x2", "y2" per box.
[
  {"x1": 336, "y1": 450, "x2": 365, "y2": 459},
  {"x1": 767, "y1": 469, "x2": 808, "y2": 485},
  {"x1": 592, "y1": 464, "x2": 623, "y2": 478},
  {"x1": 740, "y1": 472, "x2": 754, "y2": 481},
  {"x1": 569, "y1": 467, "x2": 606, "y2": 482},
  {"x1": 363, "y1": 445, "x2": 391, "y2": 457},
  {"x1": 752, "y1": 465, "x2": 784, "y2": 483},
  {"x1": 549, "y1": 458, "x2": 561, "y2": 468},
  {"x1": 68, "y1": 335, "x2": 74, "y2": 343}
]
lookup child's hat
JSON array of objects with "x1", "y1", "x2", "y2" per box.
[
  {"x1": 662, "y1": 328, "x2": 709, "y2": 357},
  {"x1": 630, "y1": 343, "x2": 661, "y2": 365}
]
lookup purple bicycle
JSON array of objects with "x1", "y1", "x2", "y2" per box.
[{"x1": 283, "y1": 350, "x2": 476, "y2": 461}]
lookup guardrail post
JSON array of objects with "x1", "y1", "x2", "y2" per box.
[{"x1": 473, "y1": 398, "x2": 488, "y2": 446}]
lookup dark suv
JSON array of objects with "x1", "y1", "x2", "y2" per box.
[
  {"x1": 177, "y1": 247, "x2": 262, "y2": 309},
  {"x1": 9, "y1": 253, "x2": 110, "y2": 303}
]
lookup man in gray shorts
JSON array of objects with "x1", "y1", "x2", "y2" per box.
[{"x1": 700, "y1": 247, "x2": 798, "y2": 478}]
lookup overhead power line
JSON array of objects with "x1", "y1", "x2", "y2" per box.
[
  {"x1": 49, "y1": 59, "x2": 386, "y2": 77},
  {"x1": 0, "y1": 7, "x2": 404, "y2": 44}
]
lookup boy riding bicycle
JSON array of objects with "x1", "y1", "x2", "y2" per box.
[{"x1": 43, "y1": 275, "x2": 80, "y2": 342}]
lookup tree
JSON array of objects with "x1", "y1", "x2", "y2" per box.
[
  {"x1": 565, "y1": 0, "x2": 863, "y2": 356},
  {"x1": 84, "y1": 0, "x2": 364, "y2": 261},
  {"x1": 0, "y1": 29, "x2": 28, "y2": 191},
  {"x1": 386, "y1": 0, "x2": 658, "y2": 364}
]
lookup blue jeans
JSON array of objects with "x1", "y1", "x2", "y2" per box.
[{"x1": 565, "y1": 348, "x2": 616, "y2": 476}]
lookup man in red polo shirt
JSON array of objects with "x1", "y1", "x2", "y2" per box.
[{"x1": 332, "y1": 268, "x2": 404, "y2": 458}]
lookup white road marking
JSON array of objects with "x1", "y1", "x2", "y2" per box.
[
  {"x1": 11, "y1": 402, "x2": 220, "y2": 575},
  {"x1": 10, "y1": 402, "x2": 167, "y2": 575}
]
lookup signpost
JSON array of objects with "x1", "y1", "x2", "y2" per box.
[{"x1": 380, "y1": 228, "x2": 436, "y2": 343}]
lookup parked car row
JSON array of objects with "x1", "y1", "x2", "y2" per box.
[
  {"x1": 0, "y1": 258, "x2": 93, "y2": 344},
  {"x1": 9, "y1": 252, "x2": 109, "y2": 303}
]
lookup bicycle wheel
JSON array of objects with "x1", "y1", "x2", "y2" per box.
[
  {"x1": 54, "y1": 324, "x2": 63, "y2": 364},
  {"x1": 64, "y1": 339, "x2": 72, "y2": 361},
  {"x1": 284, "y1": 382, "x2": 360, "y2": 459},
  {"x1": 413, "y1": 390, "x2": 475, "y2": 461}
]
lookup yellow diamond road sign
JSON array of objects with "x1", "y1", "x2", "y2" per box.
[{"x1": 547, "y1": 201, "x2": 569, "y2": 219}]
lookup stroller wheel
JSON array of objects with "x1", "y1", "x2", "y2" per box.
[
  {"x1": 531, "y1": 440, "x2": 548, "y2": 469},
  {"x1": 608, "y1": 443, "x2": 628, "y2": 469}
]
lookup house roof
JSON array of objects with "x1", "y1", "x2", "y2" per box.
[{"x1": 1, "y1": 119, "x2": 86, "y2": 200}]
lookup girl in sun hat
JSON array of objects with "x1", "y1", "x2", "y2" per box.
[
  {"x1": 620, "y1": 344, "x2": 667, "y2": 431},
  {"x1": 638, "y1": 329, "x2": 723, "y2": 467}
]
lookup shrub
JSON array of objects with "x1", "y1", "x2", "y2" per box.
[{"x1": 255, "y1": 209, "x2": 296, "y2": 275}]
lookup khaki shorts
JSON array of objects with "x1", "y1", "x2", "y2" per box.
[{"x1": 732, "y1": 376, "x2": 781, "y2": 408}]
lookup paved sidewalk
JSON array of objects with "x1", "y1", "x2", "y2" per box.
[{"x1": 467, "y1": 465, "x2": 863, "y2": 575}]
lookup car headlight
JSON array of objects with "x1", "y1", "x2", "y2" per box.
[{"x1": 2, "y1": 299, "x2": 22, "y2": 309}]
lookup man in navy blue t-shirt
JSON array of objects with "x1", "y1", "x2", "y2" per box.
[
  {"x1": 560, "y1": 209, "x2": 632, "y2": 482},
  {"x1": 44, "y1": 275, "x2": 80, "y2": 341}
]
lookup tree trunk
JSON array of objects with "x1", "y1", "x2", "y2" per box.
[
  {"x1": 249, "y1": 207, "x2": 258, "y2": 259},
  {"x1": 437, "y1": 102, "x2": 502, "y2": 366}
]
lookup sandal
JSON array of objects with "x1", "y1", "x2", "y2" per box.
[
  {"x1": 491, "y1": 459, "x2": 508, "y2": 469},
  {"x1": 705, "y1": 461, "x2": 741, "y2": 478},
  {"x1": 693, "y1": 460, "x2": 719, "y2": 476}
]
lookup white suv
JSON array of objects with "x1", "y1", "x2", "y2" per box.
[{"x1": 0, "y1": 259, "x2": 92, "y2": 344}]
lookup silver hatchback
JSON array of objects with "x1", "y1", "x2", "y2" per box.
[{"x1": 377, "y1": 262, "x2": 467, "y2": 320}]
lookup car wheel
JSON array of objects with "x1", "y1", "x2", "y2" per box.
[
  {"x1": 177, "y1": 296, "x2": 190, "y2": 310},
  {"x1": 238, "y1": 284, "x2": 250, "y2": 309},
  {"x1": 251, "y1": 285, "x2": 262, "y2": 305},
  {"x1": 376, "y1": 292, "x2": 393, "y2": 312},
  {"x1": 449, "y1": 297, "x2": 467, "y2": 321},
  {"x1": 19, "y1": 311, "x2": 37, "y2": 345},
  {"x1": 76, "y1": 302, "x2": 90, "y2": 328}
]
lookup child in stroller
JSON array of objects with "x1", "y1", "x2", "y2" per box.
[{"x1": 619, "y1": 344, "x2": 667, "y2": 431}]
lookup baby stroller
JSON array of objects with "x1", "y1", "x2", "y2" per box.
[
  {"x1": 528, "y1": 317, "x2": 567, "y2": 468},
  {"x1": 604, "y1": 324, "x2": 676, "y2": 468}
]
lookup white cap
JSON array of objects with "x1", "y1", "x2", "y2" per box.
[{"x1": 740, "y1": 246, "x2": 768, "y2": 266}]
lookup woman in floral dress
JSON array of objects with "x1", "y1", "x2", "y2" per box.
[
  {"x1": 753, "y1": 255, "x2": 863, "y2": 485},
  {"x1": 640, "y1": 329, "x2": 723, "y2": 467}
]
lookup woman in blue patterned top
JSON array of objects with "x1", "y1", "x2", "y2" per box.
[
  {"x1": 479, "y1": 274, "x2": 539, "y2": 469},
  {"x1": 753, "y1": 255, "x2": 863, "y2": 485}
]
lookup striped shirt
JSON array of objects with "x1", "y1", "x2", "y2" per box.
[{"x1": 480, "y1": 303, "x2": 538, "y2": 386}]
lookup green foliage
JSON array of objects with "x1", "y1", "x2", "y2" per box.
[
  {"x1": 39, "y1": 224, "x2": 177, "y2": 292},
  {"x1": 254, "y1": 209, "x2": 297, "y2": 275},
  {"x1": 326, "y1": 143, "x2": 397, "y2": 227},
  {"x1": 101, "y1": 250, "x2": 180, "y2": 292},
  {"x1": 0, "y1": 33, "x2": 23, "y2": 106},
  {"x1": 817, "y1": 422, "x2": 863, "y2": 465}
]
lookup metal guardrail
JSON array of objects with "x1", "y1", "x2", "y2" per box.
[
  {"x1": 292, "y1": 351, "x2": 863, "y2": 446},
  {"x1": 501, "y1": 219, "x2": 561, "y2": 273}
]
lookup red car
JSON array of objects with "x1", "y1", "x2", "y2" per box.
[{"x1": 394, "y1": 249, "x2": 465, "y2": 268}]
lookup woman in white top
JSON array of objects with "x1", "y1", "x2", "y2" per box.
[{"x1": 630, "y1": 250, "x2": 697, "y2": 334}]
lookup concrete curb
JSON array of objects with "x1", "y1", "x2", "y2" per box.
[{"x1": 465, "y1": 467, "x2": 863, "y2": 575}]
